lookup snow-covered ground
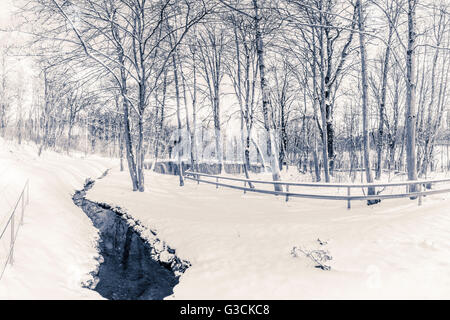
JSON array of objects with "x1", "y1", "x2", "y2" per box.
[
  {"x1": 1, "y1": 137, "x2": 450, "y2": 299},
  {"x1": 86, "y1": 169, "x2": 450, "y2": 299},
  {"x1": 0, "y1": 138, "x2": 116, "y2": 299}
]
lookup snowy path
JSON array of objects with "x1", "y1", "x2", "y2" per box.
[
  {"x1": 0, "y1": 140, "x2": 116, "y2": 299},
  {"x1": 86, "y1": 169, "x2": 450, "y2": 299}
]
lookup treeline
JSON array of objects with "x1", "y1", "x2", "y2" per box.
[{"x1": 1, "y1": 0, "x2": 449, "y2": 192}]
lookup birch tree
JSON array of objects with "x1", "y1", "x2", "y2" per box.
[
  {"x1": 405, "y1": 0, "x2": 418, "y2": 189},
  {"x1": 356, "y1": 0, "x2": 377, "y2": 202}
]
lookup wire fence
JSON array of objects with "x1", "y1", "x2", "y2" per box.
[
  {"x1": 0, "y1": 180, "x2": 30, "y2": 281},
  {"x1": 184, "y1": 171, "x2": 450, "y2": 209}
]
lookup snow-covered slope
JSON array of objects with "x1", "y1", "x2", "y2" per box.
[
  {"x1": 0, "y1": 138, "x2": 116, "y2": 299},
  {"x1": 86, "y1": 169, "x2": 450, "y2": 299},
  {"x1": 1, "y1": 136, "x2": 449, "y2": 299}
]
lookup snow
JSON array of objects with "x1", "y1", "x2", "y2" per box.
[
  {"x1": 1, "y1": 136, "x2": 450, "y2": 299},
  {"x1": 0, "y1": 138, "x2": 115, "y2": 299},
  {"x1": 86, "y1": 168, "x2": 450, "y2": 299}
]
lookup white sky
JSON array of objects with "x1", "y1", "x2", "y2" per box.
[
  {"x1": 1, "y1": 0, "x2": 34, "y2": 115},
  {"x1": 0, "y1": 0, "x2": 14, "y2": 28}
]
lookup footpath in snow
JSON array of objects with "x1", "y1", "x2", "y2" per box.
[
  {"x1": 86, "y1": 168, "x2": 450, "y2": 299},
  {"x1": 0, "y1": 139, "x2": 115, "y2": 299}
]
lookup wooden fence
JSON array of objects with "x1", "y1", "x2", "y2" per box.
[{"x1": 184, "y1": 171, "x2": 450, "y2": 209}]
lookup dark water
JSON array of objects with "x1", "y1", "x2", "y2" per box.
[{"x1": 72, "y1": 179, "x2": 189, "y2": 300}]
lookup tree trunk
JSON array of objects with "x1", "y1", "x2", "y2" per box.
[
  {"x1": 317, "y1": 17, "x2": 331, "y2": 182},
  {"x1": 154, "y1": 69, "x2": 167, "y2": 169},
  {"x1": 67, "y1": 117, "x2": 74, "y2": 153},
  {"x1": 253, "y1": 0, "x2": 282, "y2": 191},
  {"x1": 191, "y1": 48, "x2": 198, "y2": 171},
  {"x1": 119, "y1": 119, "x2": 124, "y2": 172},
  {"x1": 172, "y1": 48, "x2": 185, "y2": 187},
  {"x1": 405, "y1": 0, "x2": 418, "y2": 193},
  {"x1": 376, "y1": 29, "x2": 393, "y2": 180},
  {"x1": 119, "y1": 58, "x2": 139, "y2": 191},
  {"x1": 357, "y1": 0, "x2": 377, "y2": 204},
  {"x1": 180, "y1": 58, "x2": 195, "y2": 170}
]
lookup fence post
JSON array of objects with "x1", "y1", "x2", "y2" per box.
[
  {"x1": 285, "y1": 184, "x2": 289, "y2": 202},
  {"x1": 244, "y1": 181, "x2": 246, "y2": 194},
  {"x1": 10, "y1": 214, "x2": 14, "y2": 265},
  {"x1": 216, "y1": 177, "x2": 219, "y2": 189},
  {"x1": 347, "y1": 187, "x2": 351, "y2": 210}
]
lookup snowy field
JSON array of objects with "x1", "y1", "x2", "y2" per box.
[
  {"x1": 87, "y1": 169, "x2": 450, "y2": 299},
  {"x1": 0, "y1": 138, "x2": 115, "y2": 299},
  {"x1": 1, "y1": 137, "x2": 450, "y2": 299}
]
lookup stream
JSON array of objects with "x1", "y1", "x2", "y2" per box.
[{"x1": 72, "y1": 175, "x2": 190, "y2": 300}]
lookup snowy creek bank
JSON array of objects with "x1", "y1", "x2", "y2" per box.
[{"x1": 72, "y1": 176, "x2": 190, "y2": 300}]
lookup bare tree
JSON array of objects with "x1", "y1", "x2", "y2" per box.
[
  {"x1": 356, "y1": 0, "x2": 377, "y2": 203},
  {"x1": 405, "y1": 0, "x2": 418, "y2": 190}
]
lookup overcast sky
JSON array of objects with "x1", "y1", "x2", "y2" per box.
[
  {"x1": 0, "y1": 0, "x2": 14, "y2": 28},
  {"x1": 1, "y1": 0, "x2": 34, "y2": 116}
]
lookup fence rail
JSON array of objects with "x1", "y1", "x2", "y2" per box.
[
  {"x1": 0, "y1": 180, "x2": 30, "y2": 281},
  {"x1": 184, "y1": 171, "x2": 450, "y2": 209}
]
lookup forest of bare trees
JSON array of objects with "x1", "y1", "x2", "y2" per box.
[{"x1": 1, "y1": 0, "x2": 450, "y2": 193}]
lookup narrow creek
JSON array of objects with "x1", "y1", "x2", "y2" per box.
[{"x1": 72, "y1": 175, "x2": 190, "y2": 300}]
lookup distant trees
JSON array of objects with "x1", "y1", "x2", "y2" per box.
[
  {"x1": 22, "y1": 0, "x2": 209, "y2": 191},
  {"x1": 225, "y1": 13, "x2": 258, "y2": 182},
  {"x1": 369, "y1": 0, "x2": 401, "y2": 180},
  {"x1": 0, "y1": 49, "x2": 11, "y2": 137},
  {"x1": 197, "y1": 23, "x2": 226, "y2": 173},
  {"x1": 0, "y1": 0, "x2": 449, "y2": 194},
  {"x1": 416, "y1": 1, "x2": 450, "y2": 177}
]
